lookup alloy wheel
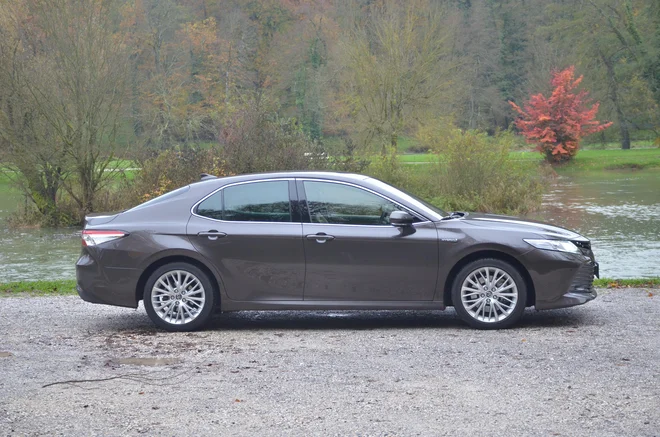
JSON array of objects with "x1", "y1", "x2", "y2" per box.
[
  {"x1": 151, "y1": 270, "x2": 206, "y2": 325},
  {"x1": 460, "y1": 267, "x2": 518, "y2": 323}
]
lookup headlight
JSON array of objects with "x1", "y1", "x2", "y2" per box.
[{"x1": 523, "y1": 239, "x2": 580, "y2": 254}]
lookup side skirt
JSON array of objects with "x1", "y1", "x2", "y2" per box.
[{"x1": 220, "y1": 299, "x2": 446, "y2": 312}]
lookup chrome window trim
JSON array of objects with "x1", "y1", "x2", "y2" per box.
[
  {"x1": 298, "y1": 178, "x2": 432, "y2": 224},
  {"x1": 190, "y1": 178, "x2": 298, "y2": 225}
]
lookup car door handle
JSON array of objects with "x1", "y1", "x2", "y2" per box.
[
  {"x1": 306, "y1": 233, "x2": 335, "y2": 243},
  {"x1": 198, "y1": 230, "x2": 227, "y2": 241}
]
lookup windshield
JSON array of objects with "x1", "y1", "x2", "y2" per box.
[{"x1": 366, "y1": 178, "x2": 446, "y2": 219}]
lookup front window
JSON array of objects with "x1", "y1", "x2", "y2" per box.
[
  {"x1": 366, "y1": 177, "x2": 446, "y2": 218},
  {"x1": 197, "y1": 180, "x2": 291, "y2": 222},
  {"x1": 303, "y1": 181, "x2": 415, "y2": 225}
]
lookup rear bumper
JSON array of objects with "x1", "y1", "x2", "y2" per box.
[{"x1": 76, "y1": 252, "x2": 140, "y2": 308}]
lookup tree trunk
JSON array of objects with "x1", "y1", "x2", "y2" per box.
[{"x1": 600, "y1": 51, "x2": 631, "y2": 150}]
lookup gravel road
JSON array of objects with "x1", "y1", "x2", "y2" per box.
[{"x1": 1, "y1": 289, "x2": 658, "y2": 436}]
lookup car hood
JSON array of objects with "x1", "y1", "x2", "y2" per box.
[{"x1": 449, "y1": 212, "x2": 589, "y2": 241}]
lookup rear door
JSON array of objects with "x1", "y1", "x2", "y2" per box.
[
  {"x1": 299, "y1": 179, "x2": 439, "y2": 301},
  {"x1": 187, "y1": 179, "x2": 305, "y2": 301}
]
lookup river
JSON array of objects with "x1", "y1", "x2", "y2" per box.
[
  {"x1": 0, "y1": 169, "x2": 658, "y2": 282},
  {"x1": 528, "y1": 169, "x2": 660, "y2": 278}
]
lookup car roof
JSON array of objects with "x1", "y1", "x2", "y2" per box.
[{"x1": 191, "y1": 171, "x2": 371, "y2": 188}]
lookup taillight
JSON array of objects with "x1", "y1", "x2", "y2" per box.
[{"x1": 82, "y1": 230, "x2": 128, "y2": 247}]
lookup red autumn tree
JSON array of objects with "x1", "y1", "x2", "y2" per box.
[{"x1": 510, "y1": 67, "x2": 612, "y2": 163}]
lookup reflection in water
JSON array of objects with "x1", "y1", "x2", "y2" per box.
[
  {"x1": 528, "y1": 169, "x2": 660, "y2": 278},
  {"x1": 0, "y1": 169, "x2": 658, "y2": 281}
]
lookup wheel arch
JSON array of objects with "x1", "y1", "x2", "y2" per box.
[
  {"x1": 443, "y1": 250, "x2": 536, "y2": 307},
  {"x1": 136, "y1": 255, "x2": 221, "y2": 307}
]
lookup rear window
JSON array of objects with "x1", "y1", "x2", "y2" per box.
[{"x1": 196, "y1": 180, "x2": 292, "y2": 222}]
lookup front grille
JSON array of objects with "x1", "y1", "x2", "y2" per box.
[{"x1": 569, "y1": 263, "x2": 595, "y2": 293}]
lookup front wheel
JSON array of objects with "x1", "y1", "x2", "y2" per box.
[
  {"x1": 143, "y1": 262, "x2": 216, "y2": 331},
  {"x1": 451, "y1": 258, "x2": 527, "y2": 329}
]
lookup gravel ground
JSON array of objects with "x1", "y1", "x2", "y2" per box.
[{"x1": 0, "y1": 289, "x2": 658, "y2": 437}]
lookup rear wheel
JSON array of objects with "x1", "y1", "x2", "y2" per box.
[
  {"x1": 451, "y1": 258, "x2": 527, "y2": 329},
  {"x1": 144, "y1": 262, "x2": 216, "y2": 331}
]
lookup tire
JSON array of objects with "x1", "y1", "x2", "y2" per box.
[
  {"x1": 143, "y1": 262, "x2": 216, "y2": 332},
  {"x1": 451, "y1": 258, "x2": 527, "y2": 330}
]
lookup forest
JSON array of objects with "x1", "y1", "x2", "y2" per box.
[{"x1": 0, "y1": 0, "x2": 659, "y2": 225}]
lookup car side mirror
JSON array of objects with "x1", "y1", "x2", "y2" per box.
[{"x1": 390, "y1": 211, "x2": 414, "y2": 226}]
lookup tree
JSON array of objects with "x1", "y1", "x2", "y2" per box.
[
  {"x1": 0, "y1": 1, "x2": 70, "y2": 225},
  {"x1": 536, "y1": 0, "x2": 658, "y2": 149},
  {"x1": 0, "y1": 0, "x2": 128, "y2": 223},
  {"x1": 510, "y1": 66, "x2": 612, "y2": 163},
  {"x1": 219, "y1": 98, "x2": 324, "y2": 174},
  {"x1": 339, "y1": 0, "x2": 456, "y2": 154}
]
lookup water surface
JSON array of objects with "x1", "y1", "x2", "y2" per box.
[{"x1": 529, "y1": 169, "x2": 660, "y2": 278}]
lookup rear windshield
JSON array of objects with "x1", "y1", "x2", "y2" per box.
[{"x1": 128, "y1": 185, "x2": 190, "y2": 211}]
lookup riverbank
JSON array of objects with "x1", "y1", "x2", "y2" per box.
[{"x1": 1, "y1": 278, "x2": 658, "y2": 297}]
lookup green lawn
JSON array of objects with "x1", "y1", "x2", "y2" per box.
[
  {"x1": 0, "y1": 280, "x2": 77, "y2": 296},
  {"x1": 593, "y1": 277, "x2": 660, "y2": 289},
  {"x1": 557, "y1": 148, "x2": 660, "y2": 172},
  {"x1": 398, "y1": 148, "x2": 660, "y2": 170},
  {"x1": 398, "y1": 153, "x2": 438, "y2": 163},
  {"x1": 581, "y1": 139, "x2": 657, "y2": 150},
  {"x1": 0, "y1": 172, "x2": 16, "y2": 196}
]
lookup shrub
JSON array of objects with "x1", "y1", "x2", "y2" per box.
[
  {"x1": 220, "y1": 103, "x2": 327, "y2": 174},
  {"x1": 434, "y1": 130, "x2": 545, "y2": 214},
  {"x1": 125, "y1": 147, "x2": 229, "y2": 207},
  {"x1": 327, "y1": 138, "x2": 371, "y2": 173},
  {"x1": 406, "y1": 144, "x2": 431, "y2": 154},
  {"x1": 368, "y1": 130, "x2": 545, "y2": 215}
]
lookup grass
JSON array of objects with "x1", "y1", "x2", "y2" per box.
[
  {"x1": 581, "y1": 139, "x2": 657, "y2": 150},
  {"x1": 398, "y1": 153, "x2": 438, "y2": 163},
  {"x1": 558, "y1": 148, "x2": 660, "y2": 172},
  {"x1": 397, "y1": 148, "x2": 660, "y2": 170},
  {"x1": 396, "y1": 136, "x2": 421, "y2": 153},
  {"x1": 0, "y1": 280, "x2": 77, "y2": 296},
  {"x1": 593, "y1": 277, "x2": 660, "y2": 289}
]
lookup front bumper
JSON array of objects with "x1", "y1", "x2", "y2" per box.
[
  {"x1": 523, "y1": 249, "x2": 599, "y2": 311},
  {"x1": 537, "y1": 260, "x2": 598, "y2": 310},
  {"x1": 536, "y1": 289, "x2": 597, "y2": 310}
]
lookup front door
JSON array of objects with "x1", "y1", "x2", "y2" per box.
[
  {"x1": 187, "y1": 179, "x2": 305, "y2": 301},
  {"x1": 300, "y1": 180, "x2": 438, "y2": 301}
]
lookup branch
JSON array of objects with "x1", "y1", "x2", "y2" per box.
[{"x1": 42, "y1": 370, "x2": 188, "y2": 389}]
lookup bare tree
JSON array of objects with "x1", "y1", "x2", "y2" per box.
[
  {"x1": 0, "y1": 2, "x2": 70, "y2": 224},
  {"x1": 0, "y1": 0, "x2": 128, "y2": 223},
  {"x1": 339, "y1": 0, "x2": 456, "y2": 153}
]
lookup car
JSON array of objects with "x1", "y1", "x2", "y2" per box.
[{"x1": 76, "y1": 171, "x2": 598, "y2": 331}]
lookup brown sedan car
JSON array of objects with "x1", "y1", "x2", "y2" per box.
[{"x1": 76, "y1": 171, "x2": 598, "y2": 331}]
